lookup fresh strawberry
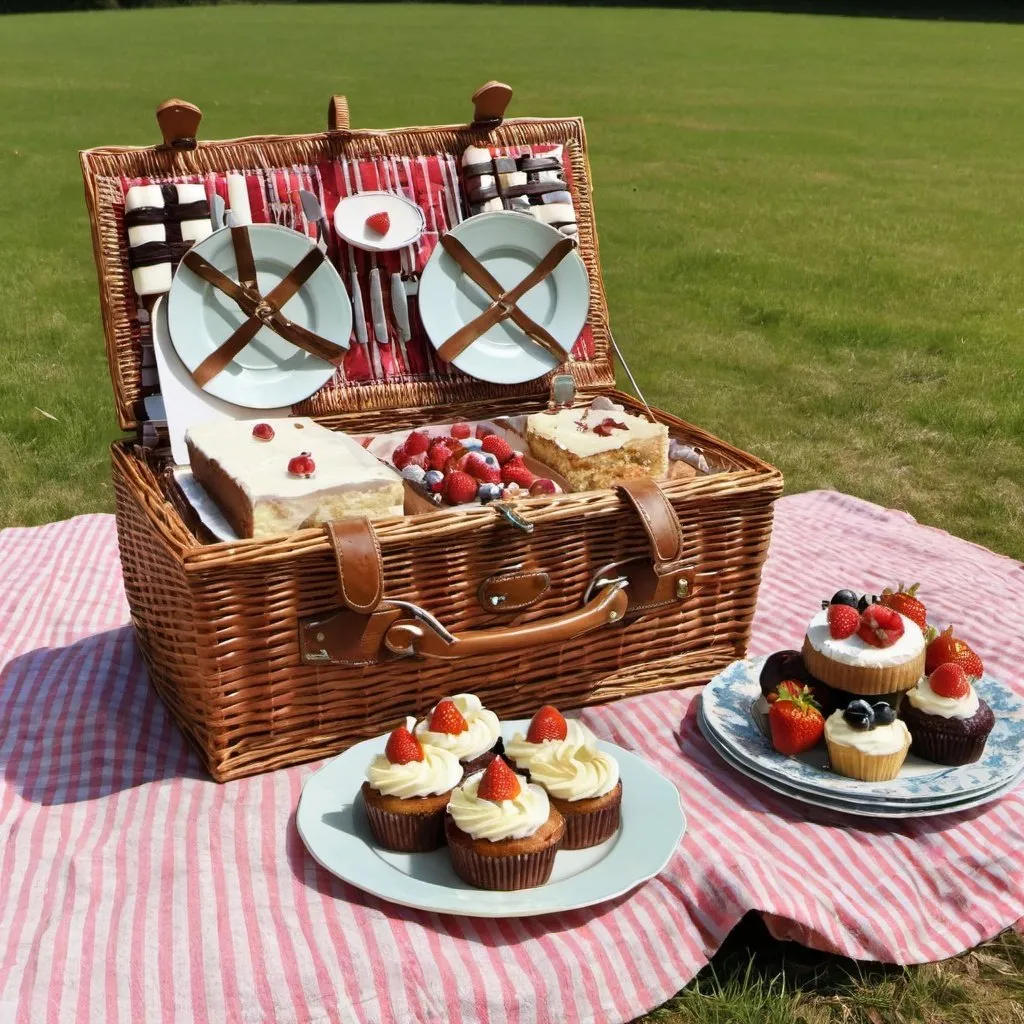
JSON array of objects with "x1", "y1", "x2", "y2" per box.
[
  {"x1": 427, "y1": 445, "x2": 452, "y2": 471},
  {"x1": 768, "y1": 686, "x2": 824, "y2": 755},
  {"x1": 476, "y1": 756, "x2": 521, "y2": 802},
  {"x1": 880, "y1": 583, "x2": 927, "y2": 631},
  {"x1": 450, "y1": 422, "x2": 472, "y2": 440},
  {"x1": 428, "y1": 698, "x2": 469, "y2": 735},
  {"x1": 251, "y1": 422, "x2": 275, "y2": 442},
  {"x1": 481, "y1": 434, "x2": 515, "y2": 464},
  {"x1": 857, "y1": 604, "x2": 905, "y2": 648},
  {"x1": 592, "y1": 418, "x2": 628, "y2": 437},
  {"x1": 501, "y1": 458, "x2": 535, "y2": 488},
  {"x1": 391, "y1": 443, "x2": 410, "y2": 470},
  {"x1": 529, "y1": 478, "x2": 557, "y2": 497},
  {"x1": 384, "y1": 725, "x2": 423, "y2": 765},
  {"x1": 526, "y1": 705, "x2": 567, "y2": 743},
  {"x1": 827, "y1": 603, "x2": 860, "y2": 640},
  {"x1": 365, "y1": 211, "x2": 390, "y2": 235},
  {"x1": 287, "y1": 452, "x2": 316, "y2": 478},
  {"x1": 443, "y1": 471, "x2": 478, "y2": 505},
  {"x1": 463, "y1": 454, "x2": 501, "y2": 483},
  {"x1": 925, "y1": 626, "x2": 984, "y2": 679},
  {"x1": 929, "y1": 663, "x2": 972, "y2": 699},
  {"x1": 404, "y1": 431, "x2": 430, "y2": 456}
]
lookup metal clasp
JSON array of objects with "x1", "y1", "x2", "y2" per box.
[{"x1": 491, "y1": 502, "x2": 534, "y2": 533}]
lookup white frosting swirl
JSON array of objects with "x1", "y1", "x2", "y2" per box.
[
  {"x1": 415, "y1": 694, "x2": 500, "y2": 762},
  {"x1": 447, "y1": 771, "x2": 550, "y2": 841},
  {"x1": 365, "y1": 740, "x2": 463, "y2": 799},
  {"x1": 905, "y1": 674, "x2": 980, "y2": 720},
  {"x1": 824, "y1": 710, "x2": 910, "y2": 755},
  {"x1": 505, "y1": 719, "x2": 597, "y2": 771},
  {"x1": 528, "y1": 730, "x2": 620, "y2": 801},
  {"x1": 806, "y1": 608, "x2": 924, "y2": 667}
]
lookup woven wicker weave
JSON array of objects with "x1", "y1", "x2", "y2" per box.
[{"x1": 82, "y1": 87, "x2": 783, "y2": 781}]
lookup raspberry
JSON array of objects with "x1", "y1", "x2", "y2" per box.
[
  {"x1": 481, "y1": 434, "x2": 515, "y2": 465},
  {"x1": 427, "y1": 445, "x2": 452, "y2": 471},
  {"x1": 444, "y1": 471, "x2": 479, "y2": 505},
  {"x1": 827, "y1": 603, "x2": 860, "y2": 640},
  {"x1": 501, "y1": 461, "x2": 535, "y2": 488},
  {"x1": 450, "y1": 423, "x2": 472, "y2": 440},
  {"x1": 404, "y1": 431, "x2": 430, "y2": 456}
]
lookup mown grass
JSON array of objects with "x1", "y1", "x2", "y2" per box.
[{"x1": 1, "y1": 5, "x2": 1023, "y2": 1019}]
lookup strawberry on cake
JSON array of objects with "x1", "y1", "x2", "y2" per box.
[
  {"x1": 414, "y1": 694, "x2": 502, "y2": 774},
  {"x1": 802, "y1": 588, "x2": 926, "y2": 696},
  {"x1": 525, "y1": 396, "x2": 669, "y2": 491}
]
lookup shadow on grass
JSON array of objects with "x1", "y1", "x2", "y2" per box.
[{"x1": 0, "y1": 626, "x2": 204, "y2": 804}]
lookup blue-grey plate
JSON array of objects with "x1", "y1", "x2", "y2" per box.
[
  {"x1": 296, "y1": 720, "x2": 685, "y2": 917},
  {"x1": 697, "y1": 707, "x2": 1023, "y2": 818},
  {"x1": 701, "y1": 658, "x2": 1024, "y2": 802},
  {"x1": 168, "y1": 223, "x2": 350, "y2": 407},
  {"x1": 418, "y1": 212, "x2": 589, "y2": 385}
]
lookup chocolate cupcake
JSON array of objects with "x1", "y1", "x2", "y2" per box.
[
  {"x1": 899, "y1": 665, "x2": 994, "y2": 766},
  {"x1": 760, "y1": 650, "x2": 837, "y2": 716}
]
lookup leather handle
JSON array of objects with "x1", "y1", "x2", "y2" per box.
[
  {"x1": 384, "y1": 582, "x2": 628, "y2": 661},
  {"x1": 616, "y1": 478, "x2": 683, "y2": 567},
  {"x1": 471, "y1": 81, "x2": 513, "y2": 129},
  {"x1": 325, "y1": 518, "x2": 384, "y2": 614},
  {"x1": 156, "y1": 98, "x2": 202, "y2": 150},
  {"x1": 327, "y1": 94, "x2": 350, "y2": 132}
]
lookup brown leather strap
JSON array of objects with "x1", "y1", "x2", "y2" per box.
[
  {"x1": 437, "y1": 235, "x2": 569, "y2": 364},
  {"x1": 616, "y1": 479, "x2": 683, "y2": 566},
  {"x1": 325, "y1": 518, "x2": 384, "y2": 614},
  {"x1": 184, "y1": 235, "x2": 344, "y2": 388},
  {"x1": 437, "y1": 237, "x2": 573, "y2": 363},
  {"x1": 231, "y1": 225, "x2": 258, "y2": 291}
]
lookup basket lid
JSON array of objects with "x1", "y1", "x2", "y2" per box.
[{"x1": 80, "y1": 84, "x2": 617, "y2": 433}]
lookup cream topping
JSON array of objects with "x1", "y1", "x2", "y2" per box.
[
  {"x1": 806, "y1": 608, "x2": 924, "y2": 667},
  {"x1": 825, "y1": 710, "x2": 910, "y2": 756},
  {"x1": 415, "y1": 694, "x2": 500, "y2": 763},
  {"x1": 446, "y1": 771, "x2": 550, "y2": 841},
  {"x1": 526, "y1": 404, "x2": 666, "y2": 457},
  {"x1": 505, "y1": 719, "x2": 596, "y2": 771},
  {"x1": 905, "y1": 674, "x2": 981, "y2": 720},
  {"x1": 528, "y1": 730, "x2": 620, "y2": 801},
  {"x1": 365, "y1": 720, "x2": 463, "y2": 798}
]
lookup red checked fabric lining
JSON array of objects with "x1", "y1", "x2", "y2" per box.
[{"x1": 117, "y1": 145, "x2": 595, "y2": 394}]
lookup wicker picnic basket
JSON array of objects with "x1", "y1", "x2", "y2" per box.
[{"x1": 79, "y1": 84, "x2": 783, "y2": 782}]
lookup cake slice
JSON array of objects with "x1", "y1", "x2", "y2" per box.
[
  {"x1": 186, "y1": 418, "x2": 404, "y2": 539},
  {"x1": 525, "y1": 398, "x2": 669, "y2": 490}
]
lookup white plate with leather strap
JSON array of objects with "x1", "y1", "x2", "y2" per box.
[
  {"x1": 296, "y1": 720, "x2": 686, "y2": 917},
  {"x1": 418, "y1": 212, "x2": 589, "y2": 384}
]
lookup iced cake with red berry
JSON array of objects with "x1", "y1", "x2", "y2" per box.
[
  {"x1": 185, "y1": 417, "x2": 404, "y2": 539},
  {"x1": 525, "y1": 396, "x2": 669, "y2": 491},
  {"x1": 414, "y1": 694, "x2": 502, "y2": 774},
  {"x1": 361, "y1": 720, "x2": 463, "y2": 852},
  {"x1": 802, "y1": 587, "x2": 926, "y2": 695}
]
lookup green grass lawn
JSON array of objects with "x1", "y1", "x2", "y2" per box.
[{"x1": 1, "y1": 4, "x2": 1024, "y2": 1020}]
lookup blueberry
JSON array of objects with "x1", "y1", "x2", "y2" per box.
[
  {"x1": 830, "y1": 589, "x2": 860, "y2": 609},
  {"x1": 857, "y1": 594, "x2": 880, "y2": 613},
  {"x1": 843, "y1": 699, "x2": 875, "y2": 730},
  {"x1": 872, "y1": 702, "x2": 896, "y2": 725}
]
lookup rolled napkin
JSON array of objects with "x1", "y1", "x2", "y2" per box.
[
  {"x1": 226, "y1": 173, "x2": 253, "y2": 226},
  {"x1": 124, "y1": 183, "x2": 213, "y2": 297}
]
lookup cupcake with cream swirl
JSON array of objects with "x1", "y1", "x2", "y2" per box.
[
  {"x1": 527, "y1": 723, "x2": 622, "y2": 848},
  {"x1": 361, "y1": 719, "x2": 463, "y2": 852},
  {"x1": 445, "y1": 757, "x2": 565, "y2": 890},
  {"x1": 506, "y1": 705, "x2": 594, "y2": 776},
  {"x1": 415, "y1": 694, "x2": 502, "y2": 774}
]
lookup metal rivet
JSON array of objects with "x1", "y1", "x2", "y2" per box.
[
  {"x1": 676, "y1": 580, "x2": 689, "y2": 599},
  {"x1": 608, "y1": 610, "x2": 620, "y2": 622},
  {"x1": 316, "y1": 632, "x2": 325, "y2": 642}
]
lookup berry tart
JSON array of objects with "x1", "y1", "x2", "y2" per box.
[
  {"x1": 824, "y1": 699, "x2": 911, "y2": 781},
  {"x1": 414, "y1": 694, "x2": 503, "y2": 775},
  {"x1": 445, "y1": 757, "x2": 565, "y2": 890},
  {"x1": 802, "y1": 588, "x2": 926, "y2": 696},
  {"x1": 361, "y1": 721, "x2": 463, "y2": 852},
  {"x1": 524, "y1": 720, "x2": 622, "y2": 849},
  {"x1": 899, "y1": 663, "x2": 995, "y2": 766}
]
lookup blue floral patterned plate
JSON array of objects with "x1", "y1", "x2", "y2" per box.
[{"x1": 700, "y1": 658, "x2": 1024, "y2": 802}]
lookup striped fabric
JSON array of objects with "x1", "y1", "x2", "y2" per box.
[{"x1": 1, "y1": 490, "x2": 1022, "y2": 1024}]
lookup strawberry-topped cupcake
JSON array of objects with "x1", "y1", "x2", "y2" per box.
[
  {"x1": 505, "y1": 705, "x2": 596, "y2": 776},
  {"x1": 446, "y1": 756, "x2": 565, "y2": 890},
  {"x1": 415, "y1": 694, "x2": 502, "y2": 775},
  {"x1": 361, "y1": 720, "x2": 463, "y2": 852},
  {"x1": 899, "y1": 663, "x2": 994, "y2": 766}
]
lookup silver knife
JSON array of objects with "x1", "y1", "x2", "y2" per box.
[
  {"x1": 296, "y1": 189, "x2": 330, "y2": 254},
  {"x1": 369, "y1": 263, "x2": 389, "y2": 345},
  {"x1": 210, "y1": 193, "x2": 226, "y2": 232}
]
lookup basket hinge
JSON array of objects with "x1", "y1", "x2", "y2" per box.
[
  {"x1": 471, "y1": 81, "x2": 513, "y2": 131},
  {"x1": 155, "y1": 98, "x2": 202, "y2": 151}
]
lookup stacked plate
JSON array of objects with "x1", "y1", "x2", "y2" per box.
[{"x1": 698, "y1": 658, "x2": 1024, "y2": 818}]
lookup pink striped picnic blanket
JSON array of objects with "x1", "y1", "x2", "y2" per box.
[{"x1": 1, "y1": 490, "x2": 1023, "y2": 1024}]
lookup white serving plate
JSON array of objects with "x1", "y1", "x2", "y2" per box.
[{"x1": 296, "y1": 721, "x2": 685, "y2": 917}]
